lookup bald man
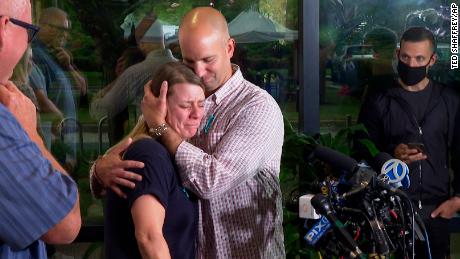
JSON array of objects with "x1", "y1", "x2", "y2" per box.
[
  {"x1": 34, "y1": 7, "x2": 87, "y2": 96},
  {"x1": 0, "y1": 1, "x2": 81, "y2": 258},
  {"x1": 91, "y1": 7, "x2": 285, "y2": 258}
]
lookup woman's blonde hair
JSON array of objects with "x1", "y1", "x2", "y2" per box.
[
  {"x1": 12, "y1": 47, "x2": 32, "y2": 86},
  {"x1": 126, "y1": 62, "x2": 204, "y2": 141}
]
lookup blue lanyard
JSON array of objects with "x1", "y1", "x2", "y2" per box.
[{"x1": 204, "y1": 114, "x2": 215, "y2": 134}]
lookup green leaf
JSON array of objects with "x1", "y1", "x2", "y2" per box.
[
  {"x1": 358, "y1": 139, "x2": 380, "y2": 156},
  {"x1": 82, "y1": 242, "x2": 102, "y2": 259}
]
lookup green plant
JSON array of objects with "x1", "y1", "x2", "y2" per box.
[
  {"x1": 83, "y1": 242, "x2": 103, "y2": 259},
  {"x1": 281, "y1": 117, "x2": 318, "y2": 258}
]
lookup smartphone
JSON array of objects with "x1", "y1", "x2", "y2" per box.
[{"x1": 407, "y1": 142, "x2": 426, "y2": 154}]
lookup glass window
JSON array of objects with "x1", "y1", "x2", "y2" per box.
[
  {"x1": 24, "y1": 0, "x2": 299, "y2": 257},
  {"x1": 20, "y1": 0, "x2": 459, "y2": 257},
  {"x1": 320, "y1": 0, "x2": 459, "y2": 134},
  {"x1": 317, "y1": 1, "x2": 460, "y2": 258}
]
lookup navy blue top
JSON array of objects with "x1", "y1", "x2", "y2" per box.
[
  {"x1": 105, "y1": 138, "x2": 198, "y2": 259},
  {"x1": 0, "y1": 104, "x2": 78, "y2": 259}
]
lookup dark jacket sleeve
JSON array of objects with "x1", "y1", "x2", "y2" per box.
[
  {"x1": 450, "y1": 91, "x2": 460, "y2": 196},
  {"x1": 354, "y1": 92, "x2": 386, "y2": 165}
]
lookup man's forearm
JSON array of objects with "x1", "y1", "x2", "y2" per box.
[
  {"x1": 32, "y1": 129, "x2": 82, "y2": 243},
  {"x1": 41, "y1": 194, "x2": 81, "y2": 244},
  {"x1": 30, "y1": 131, "x2": 69, "y2": 176}
]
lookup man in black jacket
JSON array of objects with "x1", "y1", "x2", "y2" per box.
[{"x1": 358, "y1": 26, "x2": 460, "y2": 258}]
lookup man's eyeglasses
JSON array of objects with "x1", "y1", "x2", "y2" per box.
[{"x1": 7, "y1": 17, "x2": 40, "y2": 43}]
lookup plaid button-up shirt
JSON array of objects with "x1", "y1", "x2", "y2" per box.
[{"x1": 176, "y1": 66, "x2": 285, "y2": 259}]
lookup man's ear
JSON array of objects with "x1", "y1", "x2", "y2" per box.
[
  {"x1": 0, "y1": 16, "x2": 9, "y2": 51},
  {"x1": 429, "y1": 53, "x2": 437, "y2": 67},
  {"x1": 226, "y1": 38, "x2": 235, "y2": 59}
]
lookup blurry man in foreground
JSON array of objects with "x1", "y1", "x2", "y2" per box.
[{"x1": 0, "y1": 1, "x2": 81, "y2": 257}]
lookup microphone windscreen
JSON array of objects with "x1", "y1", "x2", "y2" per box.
[
  {"x1": 381, "y1": 159, "x2": 410, "y2": 189},
  {"x1": 310, "y1": 194, "x2": 329, "y2": 215},
  {"x1": 373, "y1": 152, "x2": 393, "y2": 171},
  {"x1": 314, "y1": 146, "x2": 358, "y2": 174}
]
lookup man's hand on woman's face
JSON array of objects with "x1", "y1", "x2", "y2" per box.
[
  {"x1": 96, "y1": 137, "x2": 144, "y2": 198},
  {"x1": 141, "y1": 80, "x2": 168, "y2": 128}
]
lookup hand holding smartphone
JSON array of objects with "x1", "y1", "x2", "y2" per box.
[{"x1": 407, "y1": 142, "x2": 426, "y2": 154}]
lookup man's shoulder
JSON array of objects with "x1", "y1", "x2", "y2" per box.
[
  {"x1": 247, "y1": 80, "x2": 282, "y2": 113},
  {"x1": 117, "y1": 55, "x2": 176, "y2": 84},
  {"x1": 31, "y1": 44, "x2": 54, "y2": 66},
  {"x1": 148, "y1": 49, "x2": 177, "y2": 61},
  {"x1": 438, "y1": 81, "x2": 460, "y2": 97},
  {"x1": 226, "y1": 79, "x2": 283, "y2": 123},
  {"x1": 118, "y1": 59, "x2": 151, "y2": 78},
  {"x1": 240, "y1": 79, "x2": 277, "y2": 102},
  {"x1": 436, "y1": 82, "x2": 460, "y2": 110},
  {"x1": 217, "y1": 69, "x2": 281, "y2": 115},
  {"x1": 360, "y1": 87, "x2": 393, "y2": 116},
  {"x1": 112, "y1": 61, "x2": 154, "y2": 93}
]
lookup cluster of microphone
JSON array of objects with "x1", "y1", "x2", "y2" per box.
[{"x1": 299, "y1": 145, "x2": 429, "y2": 259}]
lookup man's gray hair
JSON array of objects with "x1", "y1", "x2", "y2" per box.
[
  {"x1": 0, "y1": 0, "x2": 29, "y2": 19},
  {"x1": 39, "y1": 7, "x2": 68, "y2": 25}
]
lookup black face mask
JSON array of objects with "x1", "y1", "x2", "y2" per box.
[{"x1": 397, "y1": 58, "x2": 431, "y2": 86}]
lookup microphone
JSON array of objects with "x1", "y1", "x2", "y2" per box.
[
  {"x1": 380, "y1": 158, "x2": 410, "y2": 189},
  {"x1": 373, "y1": 152, "x2": 394, "y2": 170},
  {"x1": 362, "y1": 200, "x2": 390, "y2": 256},
  {"x1": 372, "y1": 152, "x2": 410, "y2": 189},
  {"x1": 313, "y1": 145, "x2": 374, "y2": 197},
  {"x1": 311, "y1": 194, "x2": 363, "y2": 258},
  {"x1": 314, "y1": 146, "x2": 359, "y2": 180}
]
